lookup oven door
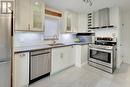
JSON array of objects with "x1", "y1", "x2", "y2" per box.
[{"x1": 88, "y1": 47, "x2": 113, "y2": 68}]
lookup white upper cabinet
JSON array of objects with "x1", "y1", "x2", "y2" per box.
[
  {"x1": 71, "y1": 12, "x2": 78, "y2": 33},
  {"x1": 78, "y1": 14, "x2": 88, "y2": 33},
  {"x1": 15, "y1": 0, "x2": 45, "y2": 31},
  {"x1": 99, "y1": 8, "x2": 110, "y2": 27},
  {"x1": 15, "y1": 0, "x2": 31, "y2": 31},
  {"x1": 30, "y1": 0, "x2": 45, "y2": 31},
  {"x1": 62, "y1": 11, "x2": 78, "y2": 33},
  {"x1": 109, "y1": 7, "x2": 120, "y2": 28}
]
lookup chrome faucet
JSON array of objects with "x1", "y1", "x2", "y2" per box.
[{"x1": 52, "y1": 35, "x2": 58, "y2": 44}]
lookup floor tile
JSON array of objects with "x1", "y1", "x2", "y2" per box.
[{"x1": 29, "y1": 63, "x2": 130, "y2": 87}]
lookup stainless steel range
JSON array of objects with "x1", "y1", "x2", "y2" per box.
[{"x1": 88, "y1": 37, "x2": 117, "y2": 73}]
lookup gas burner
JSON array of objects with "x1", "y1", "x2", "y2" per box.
[{"x1": 94, "y1": 37, "x2": 117, "y2": 46}]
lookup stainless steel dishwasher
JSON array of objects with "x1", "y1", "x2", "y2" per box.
[{"x1": 30, "y1": 49, "x2": 51, "y2": 83}]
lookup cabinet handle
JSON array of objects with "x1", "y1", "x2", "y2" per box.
[{"x1": 20, "y1": 53, "x2": 26, "y2": 57}]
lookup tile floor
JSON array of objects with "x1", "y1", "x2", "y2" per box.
[{"x1": 29, "y1": 63, "x2": 130, "y2": 87}]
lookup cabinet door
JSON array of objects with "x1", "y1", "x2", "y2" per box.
[
  {"x1": 30, "y1": 0, "x2": 45, "y2": 31},
  {"x1": 51, "y1": 46, "x2": 74, "y2": 74},
  {"x1": 13, "y1": 52, "x2": 29, "y2": 87},
  {"x1": 51, "y1": 48, "x2": 63, "y2": 74},
  {"x1": 81, "y1": 45, "x2": 88, "y2": 64},
  {"x1": 63, "y1": 46, "x2": 74, "y2": 67},
  {"x1": 74, "y1": 45, "x2": 88, "y2": 67},
  {"x1": 15, "y1": 0, "x2": 30, "y2": 31},
  {"x1": 99, "y1": 8, "x2": 110, "y2": 27},
  {"x1": 66, "y1": 12, "x2": 72, "y2": 32},
  {"x1": 71, "y1": 13, "x2": 78, "y2": 33},
  {"x1": 109, "y1": 7, "x2": 120, "y2": 27},
  {"x1": 78, "y1": 14, "x2": 88, "y2": 33},
  {"x1": 63, "y1": 11, "x2": 78, "y2": 33}
]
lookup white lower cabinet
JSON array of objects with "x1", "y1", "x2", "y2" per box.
[
  {"x1": 74, "y1": 45, "x2": 88, "y2": 67},
  {"x1": 51, "y1": 46, "x2": 74, "y2": 74},
  {"x1": 81, "y1": 45, "x2": 89, "y2": 64},
  {"x1": 13, "y1": 52, "x2": 29, "y2": 87}
]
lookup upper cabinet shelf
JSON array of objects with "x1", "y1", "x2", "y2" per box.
[
  {"x1": 15, "y1": 0, "x2": 45, "y2": 32},
  {"x1": 88, "y1": 25, "x2": 116, "y2": 29}
]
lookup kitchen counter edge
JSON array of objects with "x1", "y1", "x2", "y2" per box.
[{"x1": 14, "y1": 43, "x2": 90, "y2": 53}]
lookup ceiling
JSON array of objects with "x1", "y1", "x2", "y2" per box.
[{"x1": 43, "y1": 0, "x2": 130, "y2": 13}]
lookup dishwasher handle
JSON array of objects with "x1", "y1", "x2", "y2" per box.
[{"x1": 31, "y1": 52, "x2": 50, "y2": 56}]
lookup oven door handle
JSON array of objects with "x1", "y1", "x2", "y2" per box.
[{"x1": 89, "y1": 47, "x2": 113, "y2": 53}]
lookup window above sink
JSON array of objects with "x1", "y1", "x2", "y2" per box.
[{"x1": 44, "y1": 15, "x2": 61, "y2": 40}]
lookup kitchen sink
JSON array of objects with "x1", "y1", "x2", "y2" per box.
[{"x1": 48, "y1": 43, "x2": 65, "y2": 46}]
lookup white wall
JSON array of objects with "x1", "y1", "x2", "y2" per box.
[{"x1": 121, "y1": 9, "x2": 130, "y2": 64}]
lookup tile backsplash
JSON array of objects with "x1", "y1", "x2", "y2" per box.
[
  {"x1": 94, "y1": 28, "x2": 118, "y2": 37},
  {"x1": 14, "y1": 32, "x2": 76, "y2": 47},
  {"x1": 14, "y1": 32, "x2": 44, "y2": 46},
  {"x1": 14, "y1": 28, "x2": 118, "y2": 47}
]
